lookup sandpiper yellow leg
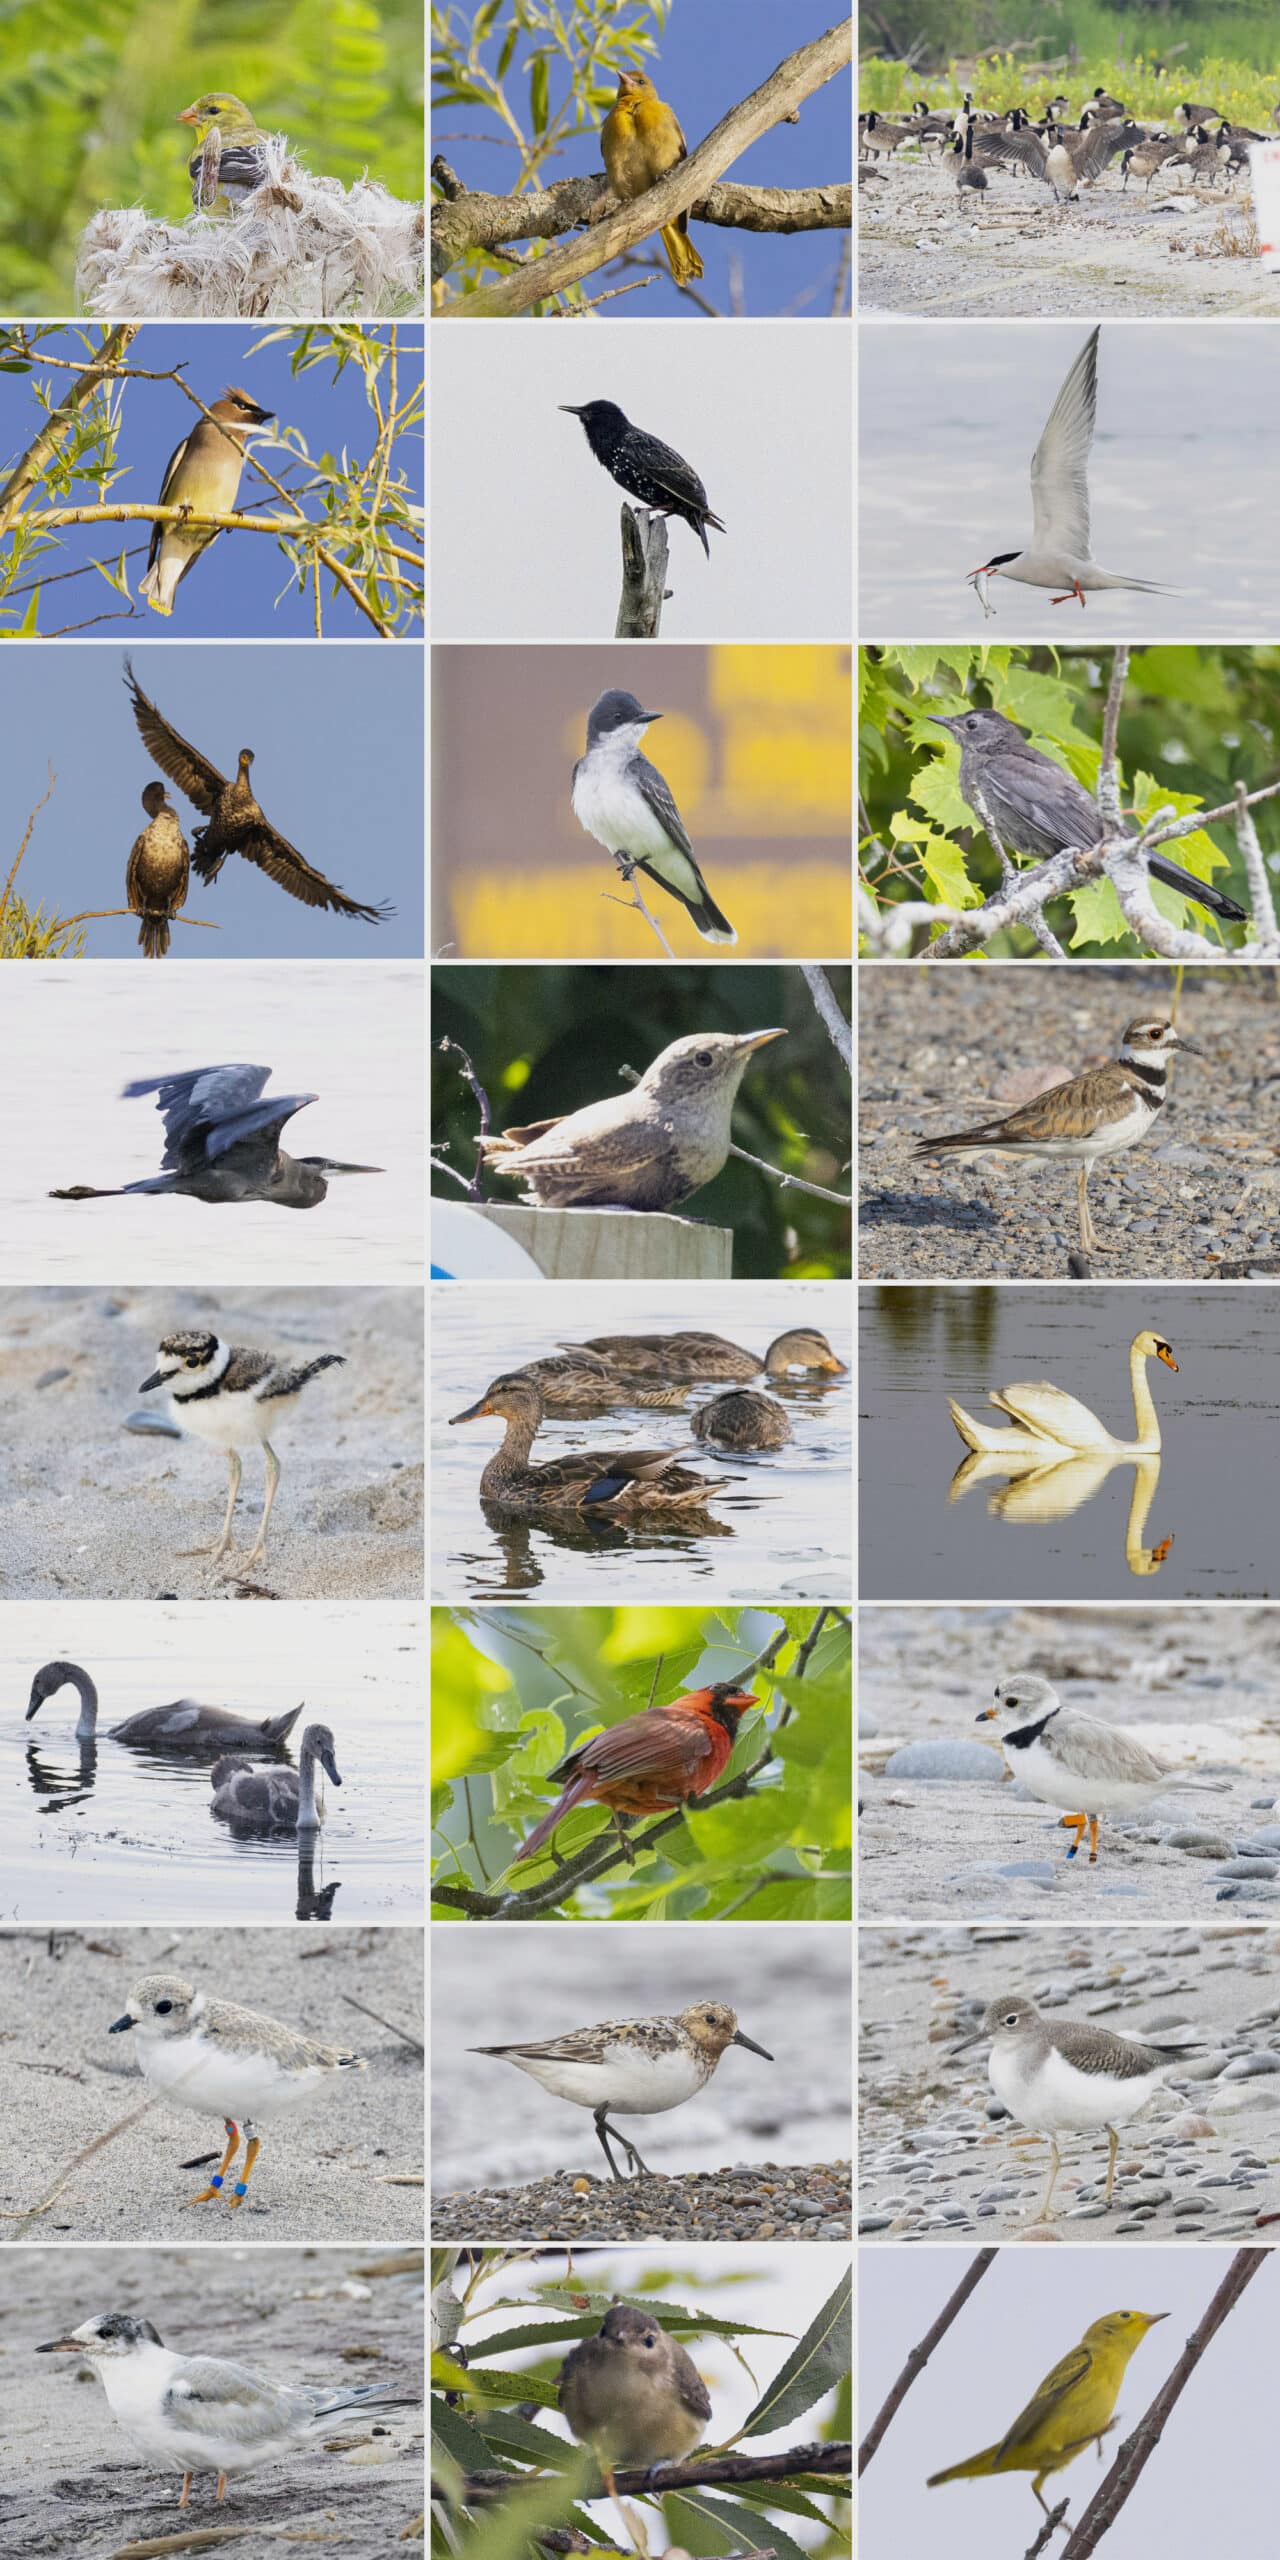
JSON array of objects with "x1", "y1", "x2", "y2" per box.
[
  {"x1": 186, "y1": 2118, "x2": 241, "y2": 2205},
  {"x1": 226, "y1": 2127, "x2": 260, "y2": 2210}
]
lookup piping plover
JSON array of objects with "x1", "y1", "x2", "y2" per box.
[
  {"x1": 472, "y1": 1999, "x2": 773, "y2": 2180},
  {"x1": 108, "y1": 1971, "x2": 365, "y2": 2208},
  {"x1": 36, "y1": 2310, "x2": 417, "y2": 2508},
  {"x1": 978, "y1": 1671, "x2": 1171, "y2": 1862},
  {"x1": 984, "y1": 1991, "x2": 1193, "y2": 2221}
]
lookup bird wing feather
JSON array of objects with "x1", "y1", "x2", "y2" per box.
[
  {"x1": 573, "y1": 1711, "x2": 716, "y2": 1783},
  {"x1": 994, "y1": 2343, "x2": 1094, "y2": 2461},
  {"x1": 1030, "y1": 326, "x2": 1098, "y2": 556},
  {"x1": 637, "y1": 751, "x2": 696, "y2": 857},
  {"x1": 163, "y1": 2357, "x2": 304, "y2": 2435},
  {"x1": 217, "y1": 816, "x2": 388, "y2": 919},
  {"x1": 125, "y1": 662, "x2": 228, "y2": 810}
]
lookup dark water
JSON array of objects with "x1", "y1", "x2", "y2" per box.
[{"x1": 860, "y1": 1288, "x2": 1280, "y2": 1600}]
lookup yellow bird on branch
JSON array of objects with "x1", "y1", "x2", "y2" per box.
[
  {"x1": 927, "y1": 2308, "x2": 1167, "y2": 2520},
  {"x1": 601, "y1": 69, "x2": 703, "y2": 287}
]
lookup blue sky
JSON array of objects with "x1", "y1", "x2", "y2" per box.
[
  {"x1": 3, "y1": 644, "x2": 424, "y2": 957},
  {"x1": 3, "y1": 327, "x2": 424, "y2": 640},
  {"x1": 432, "y1": 0, "x2": 852, "y2": 317}
]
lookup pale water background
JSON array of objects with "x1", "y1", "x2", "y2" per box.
[
  {"x1": 0, "y1": 963, "x2": 424, "y2": 1284},
  {"x1": 860, "y1": 1287, "x2": 1280, "y2": 1601},
  {"x1": 859, "y1": 321, "x2": 1280, "y2": 635},
  {"x1": 430, "y1": 1281, "x2": 852, "y2": 1601},
  {"x1": 3, "y1": 1601, "x2": 424, "y2": 1923}
]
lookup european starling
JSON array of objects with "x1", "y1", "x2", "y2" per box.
[
  {"x1": 927, "y1": 707, "x2": 1248, "y2": 925},
  {"x1": 477, "y1": 1025, "x2": 785, "y2": 1210},
  {"x1": 572, "y1": 688, "x2": 735, "y2": 944},
  {"x1": 560, "y1": 399, "x2": 725, "y2": 556},
  {"x1": 125, "y1": 782, "x2": 189, "y2": 959},
  {"x1": 139, "y1": 386, "x2": 274, "y2": 617},
  {"x1": 600, "y1": 70, "x2": 703, "y2": 287},
  {"x1": 558, "y1": 2303, "x2": 711, "y2": 2485}
]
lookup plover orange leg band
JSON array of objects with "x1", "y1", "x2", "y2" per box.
[
  {"x1": 186, "y1": 2117, "x2": 242, "y2": 2205},
  {"x1": 226, "y1": 2130, "x2": 261, "y2": 2209}
]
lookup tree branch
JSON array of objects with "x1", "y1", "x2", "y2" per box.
[
  {"x1": 615, "y1": 502, "x2": 668, "y2": 639},
  {"x1": 443, "y1": 2443, "x2": 851, "y2": 2502},
  {"x1": 436, "y1": 19, "x2": 853, "y2": 314},
  {"x1": 433, "y1": 159, "x2": 850, "y2": 281},
  {"x1": 859, "y1": 2251, "x2": 998, "y2": 2473},
  {"x1": 801, "y1": 964, "x2": 854, "y2": 1073},
  {"x1": 0, "y1": 325, "x2": 139, "y2": 535}
]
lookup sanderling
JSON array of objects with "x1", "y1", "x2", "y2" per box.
[
  {"x1": 558, "y1": 2302, "x2": 710, "y2": 2491},
  {"x1": 472, "y1": 1999, "x2": 772, "y2": 2181},
  {"x1": 985, "y1": 1991, "x2": 1194, "y2": 2221},
  {"x1": 36, "y1": 2310, "x2": 418, "y2": 2508},
  {"x1": 108, "y1": 1971, "x2": 365, "y2": 2208},
  {"x1": 138, "y1": 1330, "x2": 344, "y2": 1571}
]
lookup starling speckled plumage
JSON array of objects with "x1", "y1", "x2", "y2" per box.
[
  {"x1": 572, "y1": 689, "x2": 735, "y2": 945},
  {"x1": 561, "y1": 399, "x2": 725, "y2": 556},
  {"x1": 477, "y1": 1025, "x2": 785, "y2": 1211}
]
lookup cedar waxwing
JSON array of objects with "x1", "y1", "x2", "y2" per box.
[
  {"x1": 125, "y1": 781, "x2": 190, "y2": 959},
  {"x1": 558, "y1": 2304, "x2": 711, "y2": 2493},
  {"x1": 139, "y1": 386, "x2": 274, "y2": 619},
  {"x1": 178, "y1": 92, "x2": 270, "y2": 215},
  {"x1": 123, "y1": 661, "x2": 390, "y2": 921},
  {"x1": 601, "y1": 70, "x2": 704, "y2": 286}
]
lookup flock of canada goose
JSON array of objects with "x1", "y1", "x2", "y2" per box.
[{"x1": 859, "y1": 88, "x2": 1280, "y2": 207}]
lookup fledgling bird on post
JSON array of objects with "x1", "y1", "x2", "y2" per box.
[
  {"x1": 477, "y1": 1025, "x2": 785, "y2": 1210},
  {"x1": 139, "y1": 386, "x2": 274, "y2": 619},
  {"x1": 126, "y1": 782, "x2": 189, "y2": 960},
  {"x1": 601, "y1": 69, "x2": 703, "y2": 286},
  {"x1": 178, "y1": 92, "x2": 270, "y2": 215},
  {"x1": 559, "y1": 2304, "x2": 711, "y2": 2492},
  {"x1": 560, "y1": 401, "x2": 725, "y2": 557},
  {"x1": 572, "y1": 688, "x2": 735, "y2": 945}
]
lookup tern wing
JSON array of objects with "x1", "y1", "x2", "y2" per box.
[
  {"x1": 163, "y1": 2356, "x2": 310, "y2": 2443},
  {"x1": 1030, "y1": 325, "x2": 1099, "y2": 556}
]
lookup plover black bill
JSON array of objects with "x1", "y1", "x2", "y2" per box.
[
  {"x1": 984, "y1": 1991, "x2": 1194, "y2": 2221},
  {"x1": 108, "y1": 1971, "x2": 366, "y2": 2208},
  {"x1": 978, "y1": 1671, "x2": 1171, "y2": 1862},
  {"x1": 138, "y1": 1330, "x2": 344, "y2": 1571},
  {"x1": 36, "y1": 2311, "x2": 418, "y2": 2509},
  {"x1": 471, "y1": 1999, "x2": 773, "y2": 2181}
]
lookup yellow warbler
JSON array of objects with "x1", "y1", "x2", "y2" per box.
[{"x1": 928, "y1": 2308, "x2": 1167, "y2": 2517}]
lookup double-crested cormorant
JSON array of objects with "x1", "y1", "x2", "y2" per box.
[{"x1": 126, "y1": 782, "x2": 190, "y2": 958}]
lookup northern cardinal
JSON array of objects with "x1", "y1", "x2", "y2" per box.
[{"x1": 513, "y1": 1682, "x2": 758, "y2": 1864}]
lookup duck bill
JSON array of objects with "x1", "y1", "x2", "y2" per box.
[
  {"x1": 449, "y1": 1395, "x2": 495, "y2": 1425},
  {"x1": 732, "y1": 2028, "x2": 774, "y2": 2060},
  {"x1": 321, "y1": 1752, "x2": 343, "y2": 1788}
]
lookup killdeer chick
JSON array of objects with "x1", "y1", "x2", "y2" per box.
[
  {"x1": 984, "y1": 1992, "x2": 1192, "y2": 2222},
  {"x1": 913, "y1": 1016, "x2": 1201, "y2": 1259},
  {"x1": 471, "y1": 1999, "x2": 773, "y2": 2182},
  {"x1": 978, "y1": 1672, "x2": 1171, "y2": 1863},
  {"x1": 558, "y1": 2303, "x2": 710, "y2": 2493},
  {"x1": 108, "y1": 1971, "x2": 366, "y2": 2209},
  {"x1": 139, "y1": 1331, "x2": 344, "y2": 1570}
]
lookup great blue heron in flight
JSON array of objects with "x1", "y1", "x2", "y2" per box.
[{"x1": 50, "y1": 1064, "x2": 383, "y2": 1209}]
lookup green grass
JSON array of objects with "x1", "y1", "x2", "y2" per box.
[{"x1": 862, "y1": 38, "x2": 1280, "y2": 128}]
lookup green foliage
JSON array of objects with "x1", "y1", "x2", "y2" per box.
[
  {"x1": 860, "y1": 4, "x2": 1280, "y2": 90},
  {"x1": 431, "y1": 1604, "x2": 853, "y2": 1920},
  {"x1": 859, "y1": 643, "x2": 1279, "y2": 957}
]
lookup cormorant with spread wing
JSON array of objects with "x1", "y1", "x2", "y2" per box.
[{"x1": 50, "y1": 1064, "x2": 383, "y2": 1209}]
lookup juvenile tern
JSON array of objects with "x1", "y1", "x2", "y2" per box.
[
  {"x1": 36, "y1": 2310, "x2": 417, "y2": 2508},
  {"x1": 968, "y1": 326, "x2": 1177, "y2": 613}
]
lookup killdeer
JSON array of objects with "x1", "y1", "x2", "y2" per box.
[
  {"x1": 139, "y1": 1331, "x2": 344, "y2": 1570},
  {"x1": 912, "y1": 1015, "x2": 1202, "y2": 1258}
]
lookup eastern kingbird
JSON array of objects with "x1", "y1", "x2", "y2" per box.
[
  {"x1": 572, "y1": 688, "x2": 736, "y2": 945},
  {"x1": 560, "y1": 400, "x2": 725, "y2": 555}
]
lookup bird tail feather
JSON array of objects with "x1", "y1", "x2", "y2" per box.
[
  {"x1": 137, "y1": 913, "x2": 171, "y2": 960},
  {"x1": 661, "y1": 221, "x2": 703, "y2": 285},
  {"x1": 514, "y1": 1777, "x2": 592, "y2": 1863},
  {"x1": 928, "y1": 2444, "x2": 1000, "y2": 2486}
]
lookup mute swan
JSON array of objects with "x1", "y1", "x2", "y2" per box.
[
  {"x1": 948, "y1": 1329, "x2": 1176, "y2": 1458},
  {"x1": 26, "y1": 1660, "x2": 303, "y2": 1752},
  {"x1": 211, "y1": 1721, "x2": 341, "y2": 1829},
  {"x1": 978, "y1": 1671, "x2": 1170, "y2": 1861}
]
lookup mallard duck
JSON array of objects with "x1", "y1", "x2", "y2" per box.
[
  {"x1": 575, "y1": 1326, "x2": 848, "y2": 1384},
  {"x1": 449, "y1": 1374, "x2": 726, "y2": 1515},
  {"x1": 26, "y1": 1660, "x2": 302, "y2": 1752},
  {"x1": 690, "y1": 1390, "x2": 793, "y2": 1450},
  {"x1": 211, "y1": 1722, "x2": 341, "y2": 1830},
  {"x1": 511, "y1": 1350, "x2": 688, "y2": 1410}
]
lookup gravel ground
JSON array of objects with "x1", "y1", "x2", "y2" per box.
[
  {"x1": 0, "y1": 1928, "x2": 423, "y2": 2243},
  {"x1": 859, "y1": 1605, "x2": 1280, "y2": 1921},
  {"x1": 0, "y1": 1287, "x2": 423, "y2": 1601},
  {"x1": 858, "y1": 969, "x2": 1280, "y2": 1280},
  {"x1": 0, "y1": 2243, "x2": 423, "y2": 2555},
  {"x1": 859, "y1": 1924, "x2": 1280, "y2": 2243},
  {"x1": 432, "y1": 2158, "x2": 851, "y2": 2244},
  {"x1": 860, "y1": 145, "x2": 1273, "y2": 316}
]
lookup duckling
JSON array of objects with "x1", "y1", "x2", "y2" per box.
[
  {"x1": 574, "y1": 1326, "x2": 849, "y2": 1385},
  {"x1": 952, "y1": 120, "x2": 988, "y2": 195},
  {"x1": 690, "y1": 1391, "x2": 793, "y2": 1452},
  {"x1": 448, "y1": 1374, "x2": 728, "y2": 1517},
  {"x1": 211, "y1": 1722, "x2": 342, "y2": 1831},
  {"x1": 26, "y1": 1659, "x2": 302, "y2": 1752}
]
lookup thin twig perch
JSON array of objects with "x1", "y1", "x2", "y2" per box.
[{"x1": 859, "y1": 2250, "x2": 998, "y2": 2472}]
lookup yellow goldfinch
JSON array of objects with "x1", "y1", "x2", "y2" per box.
[
  {"x1": 178, "y1": 92, "x2": 269, "y2": 216},
  {"x1": 601, "y1": 69, "x2": 703, "y2": 287},
  {"x1": 139, "y1": 386, "x2": 274, "y2": 619},
  {"x1": 928, "y1": 2308, "x2": 1167, "y2": 2519}
]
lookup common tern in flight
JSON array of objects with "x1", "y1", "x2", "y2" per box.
[{"x1": 968, "y1": 326, "x2": 1177, "y2": 615}]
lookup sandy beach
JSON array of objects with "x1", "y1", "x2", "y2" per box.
[
  {"x1": 0, "y1": 2243, "x2": 423, "y2": 2554},
  {"x1": 0, "y1": 1927, "x2": 423, "y2": 2243},
  {"x1": 0, "y1": 1286, "x2": 423, "y2": 1601}
]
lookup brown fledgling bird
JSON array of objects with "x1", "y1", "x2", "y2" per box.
[
  {"x1": 601, "y1": 69, "x2": 703, "y2": 287},
  {"x1": 477, "y1": 1027, "x2": 786, "y2": 1211},
  {"x1": 690, "y1": 1389, "x2": 793, "y2": 1450},
  {"x1": 126, "y1": 782, "x2": 190, "y2": 960},
  {"x1": 558, "y1": 2303, "x2": 712, "y2": 2492}
]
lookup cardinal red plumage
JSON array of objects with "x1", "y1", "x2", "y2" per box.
[{"x1": 513, "y1": 1682, "x2": 758, "y2": 1863}]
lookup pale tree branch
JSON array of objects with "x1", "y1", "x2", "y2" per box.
[
  {"x1": 859, "y1": 2250, "x2": 998, "y2": 2473},
  {"x1": 0, "y1": 324, "x2": 139, "y2": 535},
  {"x1": 432, "y1": 159, "x2": 851, "y2": 278},
  {"x1": 802, "y1": 963, "x2": 855, "y2": 1073}
]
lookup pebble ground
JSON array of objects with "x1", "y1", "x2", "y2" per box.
[{"x1": 433, "y1": 2158, "x2": 852, "y2": 2244}]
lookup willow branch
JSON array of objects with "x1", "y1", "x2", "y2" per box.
[
  {"x1": 859, "y1": 2251, "x2": 998, "y2": 2473},
  {"x1": 0, "y1": 324, "x2": 139, "y2": 534},
  {"x1": 444, "y1": 2443, "x2": 851, "y2": 2501}
]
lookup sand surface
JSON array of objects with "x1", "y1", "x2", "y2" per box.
[
  {"x1": 0, "y1": 1287, "x2": 423, "y2": 1601},
  {"x1": 0, "y1": 1927, "x2": 423, "y2": 2244},
  {"x1": 0, "y1": 2243, "x2": 423, "y2": 2554}
]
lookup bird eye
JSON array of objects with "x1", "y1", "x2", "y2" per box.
[
  {"x1": 694, "y1": 1050, "x2": 714, "y2": 1067},
  {"x1": 1003, "y1": 2010, "x2": 1018, "y2": 2026},
  {"x1": 154, "y1": 2000, "x2": 173, "y2": 2015},
  {"x1": 644, "y1": 2334, "x2": 657, "y2": 2349}
]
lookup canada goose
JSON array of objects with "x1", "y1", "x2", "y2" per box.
[
  {"x1": 948, "y1": 1329, "x2": 1178, "y2": 1459},
  {"x1": 911, "y1": 101, "x2": 954, "y2": 138},
  {"x1": 953, "y1": 120, "x2": 987, "y2": 195},
  {"x1": 975, "y1": 110, "x2": 1047, "y2": 181},
  {"x1": 859, "y1": 111, "x2": 909, "y2": 160},
  {"x1": 1087, "y1": 87, "x2": 1126, "y2": 118},
  {"x1": 25, "y1": 1659, "x2": 303, "y2": 1752},
  {"x1": 1273, "y1": 103, "x2": 1280, "y2": 134},
  {"x1": 211, "y1": 1721, "x2": 342, "y2": 1830},
  {"x1": 1178, "y1": 100, "x2": 1222, "y2": 130},
  {"x1": 977, "y1": 1672, "x2": 1171, "y2": 1864},
  {"x1": 1121, "y1": 135, "x2": 1179, "y2": 192},
  {"x1": 1178, "y1": 123, "x2": 1230, "y2": 186}
]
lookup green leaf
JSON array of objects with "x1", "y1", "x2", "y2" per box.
[
  {"x1": 662, "y1": 2489, "x2": 812, "y2": 2560},
  {"x1": 1065, "y1": 878, "x2": 1134, "y2": 949},
  {"x1": 530, "y1": 52, "x2": 550, "y2": 133},
  {"x1": 430, "y1": 2398, "x2": 498, "y2": 2475},
  {"x1": 918, "y1": 830, "x2": 982, "y2": 911},
  {"x1": 742, "y1": 2267, "x2": 851, "y2": 2438}
]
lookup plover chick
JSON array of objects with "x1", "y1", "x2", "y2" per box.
[
  {"x1": 558, "y1": 2303, "x2": 710, "y2": 2493},
  {"x1": 108, "y1": 1970, "x2": 366, "y2": 2208},
  {"x1": 139, "y1": 1330, "x2": 344, "y2": 1570},
  {"x1": 984, "y1": 1992, "x2": 1192, "y2": 2222},
  {"x1": 978, "y1": 1671, "x2": 1169, "y2": 1863},
  {"x1": 471, "y1": 1999, "x2": 773, "y2": 2181},
  {"x1": 36, "y1": 2311, "x2": 418, "y2": 2509}
]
